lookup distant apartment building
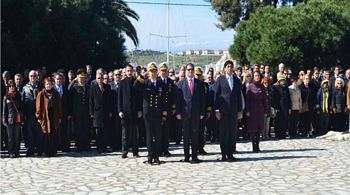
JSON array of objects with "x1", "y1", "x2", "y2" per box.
[
  {"x1": 177, "y1": 49, "x2": 228, "y2": 56},
  {"x1": 185, "y1": 50, "x2": 194, "y2": 55},
  {"x1": 202, "y1": 49, "x2": 214, "y2": 55}
]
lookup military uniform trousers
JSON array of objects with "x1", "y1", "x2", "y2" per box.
[{"x1": 144, "y1": 111, "x2": 162, "y2": 158}]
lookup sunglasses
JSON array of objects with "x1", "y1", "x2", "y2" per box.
[
  {"x1": 29, "y1": 75, "x2": 37, "y2": 77},
  {"x1": 9, "y1": 85, "x2": 15, "y2": 88},
  {"x1": 115, "y1": 74, "x2": 121, "y2": 76},
  {"x1": 187, "y1": 68, "x2": 194, "y2": 71}
]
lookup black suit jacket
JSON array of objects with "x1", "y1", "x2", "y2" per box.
[
  {"x1": 89, "y1": 83, "x2": 112, "y2": 128},
  {"x1": 175, "y1": 78, "x2": 205, "y2": 120},
  {"x1": 214, "y1": 75, "x2": 243, "y2": 115}
]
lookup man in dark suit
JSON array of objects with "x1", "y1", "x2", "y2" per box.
[
  {"x1": 159, "y1": 63, "x2": 176, "y2": 157},
  {"x1": 53, "y1": 72, "x2": 70, "y2": 152},
  {"x1": 175, "y1": 63, "x2": 205, "y2": 163},
  {"x1": 89, "y1": 73, "x2": 112, "y2": 153},
  {"x1": 109, "y1": 69, "x2": 122, "y2": 151},
  {"x1": 118, "y1": 64, "x2": 142, "y2": 158},
  {"x1": 214, "y1": 60, "x2": 243, "y2": 162}
]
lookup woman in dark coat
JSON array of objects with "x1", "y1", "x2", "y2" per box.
[
  {"x1": 2, "y1": 80, "x2": 24, "y2": 157},
  {"x1": 36, "y1": 77, "x2": 62, "y2": 157},
  {"x1": 246, "y1": 71, "x2": 268, "y2": 152},
  {"x1": 332, "y1": 78, "x2": 346, "y2": 132}
]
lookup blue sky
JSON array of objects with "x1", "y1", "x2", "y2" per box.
[{"x1": 124, "y1": 0, "x2": 234, "y2": 52}]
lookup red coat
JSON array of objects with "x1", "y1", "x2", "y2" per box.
[{"x1": 246, "y1": 82, "x2": 268, "y2": 133}]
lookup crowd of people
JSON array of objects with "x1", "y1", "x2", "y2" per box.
[{"x1": 1, "y1": 61, "x2": 350, "y2": 165}]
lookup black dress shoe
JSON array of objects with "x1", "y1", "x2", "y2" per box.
[
  {"x1": 227, "y1": 156, "x2": 238, "y2": 162},
  {"x1": 153, "y1": 158, "x2": 161, "y2": 165},
  {"x1": 122, "y1": 153, "x2": 128, "y2": 159},
  {"x1": 191, "y1": 158, "x2": 202, "y2": 164},
  {"x1": 217, "y1": 156, "x2": 227, "y2": 161}
]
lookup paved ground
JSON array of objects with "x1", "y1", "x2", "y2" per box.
[{"x1": 1, "y1": 138, "x2": 350, "y2": 194}]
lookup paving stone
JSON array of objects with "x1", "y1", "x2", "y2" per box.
[{"x1": 1, "y1": 138, "x2": 349, "y2": 194}]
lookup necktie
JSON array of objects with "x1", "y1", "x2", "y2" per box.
[
  {"x1": 153, "y1": 81, "x2": 156, "y2": 87},
  {"x1": 99, "y1": 85, "x2": 104, "y2": 93},
  {"x1": 189, "y1": 79, "x2": 193, "y2": 95},
  {"x1": 228, "y1": 76, "x2": 233, "y2": 90}
]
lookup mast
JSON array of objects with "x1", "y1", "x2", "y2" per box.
[{"x1": 167, "y1": 0, "x2": 170, "y2": 64}]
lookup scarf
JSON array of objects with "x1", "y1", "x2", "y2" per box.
[
  {"x1": 44, "y1": 89, "x2": 54, "y2": 108},
  {"x1": 322, "y1": 88, "x2": 329, "y2": 113}
]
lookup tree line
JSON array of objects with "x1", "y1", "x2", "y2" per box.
[
  {"x1": 210, "y1": 0, "x2": 350, "y2": 72},
  {"x1": 2, "y1": 0, "x2": 139, "y2": 73}
]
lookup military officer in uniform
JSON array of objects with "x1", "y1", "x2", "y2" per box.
[
  {"x1": 158, "y1": 63, "x2": 176, "y2": 157},
  {"x1": 194, "y1": 67, "x2": 211, "y2": 155},
  {"x1": 68, "y1": 69, "x2": 91, "y2": 152},
  {"x1": 134, "y1": 63, "x2": 167, "y2": 165}
]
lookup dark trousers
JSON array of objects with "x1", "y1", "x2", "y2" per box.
[
  {"x1": 299, "y1": 111, "x2": 311, "y2": 136},
  {"x1": 75, "y1": 115, "x2": 91, "y2": 151},
  {"x1": 121, "y1": 119, "x2": 139, "y2": 155},
  {"x1": 198, "y1": 118, "x2": 206, "y2": 151},
  {"x1": 289, "y1": 110, "x2": 299, "y2": 137},
  {"x1": 206, "y1": 114, "x2": 218, "y2": 142},
  {"x1": 161, "y1": 115, "x2": 171, "y2": 153},
  {"x1": 219, "y1": 115, "x2": 238, "y2": 157},
  {"x1": 174, "y1": 118, "x2": 183, "y2": 144},
  {"x1": 6, "y1": 124, "x2": 21, "y2": 155},
  {"x1": 275, "y1": 111, "x2": 288, "y2": 139},
  {"x1": 25, "y1": 117, "x2": 43, "y2": 154},
  {"x1": 1, "y1": 124, "x2": 8, "y2": 149},
  {"x1": 110, "y1": 117, "x2": 122, "y2": 150},
  {"x1": 319, "y1": 112, "x2": 330, "y2": 135},
  {"x1": 58, "y1": 119, "x2": 70, "y2": 151},
  {"x1": 310, "y1": 109, "x2": 320, "y2": 135},
  {"x1": 95, "y1": 127, "x2": 106, "y2": 151},
  {"x1": 334, "y1": 112, "x2": 346, "y2": 132},
  {"x1": 182, "y1": 117, "x2": 199, "y2": 160},
  {"x1": 144, "y1": 113, "x2": 162, "y2": 158},
  {"x1": 250, "y1": 132, "x2": 260, "y2": 151},
  {"x1": 138, "y1": 118, "x2": 146, "y2": 147},
  {"x1": 43, "y1": 129, "x2": 58, "y2": 157}
]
